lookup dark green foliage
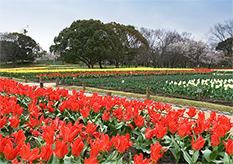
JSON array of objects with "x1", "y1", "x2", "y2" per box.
[
  {"x1": 0, "y1": 32, "x2": 41, "y2": 66},
  {"x1": 50, "y1": 19, "x2": 148, "y2": 68}
]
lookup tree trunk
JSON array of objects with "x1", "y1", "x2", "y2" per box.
[
  {"x1": 115, "y1": 60, "x2": 119, "y2": 68},
  {"x1": 99, "y1": 61, "x2": 103, "y2": 69}
]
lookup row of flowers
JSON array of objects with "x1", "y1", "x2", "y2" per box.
[
  {"x1": 0, "y1": 78, "x2": 233, "y2": 164},
  {"x1": 62, "y1": 74, "x2": 233, "y2": 102},
  {"x1": 0, "y1": 67, "x2": 196, "y2": 73},
  {"x1": 0, "y1": 68, "x2": 214, "y2": 81},
  {"x1": 35, "y1": 69, "x2": 214, "y2": 80}
]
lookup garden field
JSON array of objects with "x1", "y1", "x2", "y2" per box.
[{"x1": 0, "y1": 67, "x2": 233, "y2": 163}]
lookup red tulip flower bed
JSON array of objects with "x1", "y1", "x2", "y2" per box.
[
  {"x1": 0, "y1": 78, "x2": 232, "y2": 164},
  {"x1": 35, "y1": 69, "x2": 213, "y2": 80}
]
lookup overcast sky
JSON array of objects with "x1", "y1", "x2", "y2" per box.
[{"x1": 0, "y1": 0, "x2": 232, "y2": 52}]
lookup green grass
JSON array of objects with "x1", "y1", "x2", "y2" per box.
[
  {"x1": 64, "y1": 85, "x2": 233, "y2": 114},
  {"x1": 0, "y1": 76, "x2": 34, "y2": 83}
]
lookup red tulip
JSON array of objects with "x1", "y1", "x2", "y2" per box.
[
  {"x1": 168, "y1": 121, "x2": 178, "y2": 134},
  {"x1": 20, "y1": 143, "x2": 39, "y2": 162},
  {"x1": 150, "y1": 141, "x2": 167, "y2": 164},
  {"x1": 0, "y1": 116, "x2": 7, "y2": 129},
  {"x1": 145, "y1": 127, "x2": 155, "y2": 139},
  {"x1": 134, "y1": 153, "x2": 151, "y2": 164},
  {"x1": 123, "y1": 108, "x2": 132, "y2": 122},
  {"x1": 191, "y1": 135, "x2": 205, "y2": 151},
  {"x1": 61, "y1": 126, "x2": 79, "y2": 143},
  {"x1": 102, "y1": 110, "x2": 111, "y2": 121},
  {"x1": 54, "y1": 139, "x2": 70, "y2": 158},
  {"x1": 84, "y1": 156, "x2": 99, "y2": 164},
  {"x1": 0, "y1": 134, "x2": 7, "y2": 153},
  {"x1": 217, "y1": 115, "x2": 232, "y2": 132},
  {"x1": 85, "y1": 122, "x2": 97, "y2": 135},
  {"x1": 41, "y1": 127, "x2": 55, "y2": 145},
  {"x1": 134, "y1": 115, "x2": 145, "y2": 128},
  {"x1": 149, "y1": 112, "x2": 161, "y2": 124},
  {"x1": 154, "y1": 123, "x2": 167, "y2": 139},
  {"x1": 111, "y1": 133, "x2": 133, "y2": 153},
  {"x1": 99, "y1": 132, "x2": 112, "y2": 152},
  {"x1": 11, "y1": 129, "x2": 26, "y2": 145},
  {"x1": 3, "y1": 139, "x2": 21, "y2": 161},
  {"x1": 177, "y1": 121, "x2": 192, "y2": 138},
  {"x1": 186, "y1": 107, "x2": 197, "y2": 118},
  {"x1": 80, "y1": 107, "x2": 91, "y2": 118},
  {"x1": 9, "y1": 113, "x2": 19, "y2": 128},
  {"x1": 71, "y1": 137, "x2": 85, "y2": 157},
  {"x1": 28, "y1": 102, "x2": 40, "y2": 118},
  {"x1": 211, "y1": 134, "x2": 220, "y2": 147},
  {"x1": 90, "y1": 141, "x2": 102, "y2": 157},
  {"x1": 127, "y1": 123, "x2": 134, "y2": 130},
  {"x1": 12, "y1": 159, "x2": 23, "y2": 164},
  {"x1": 223, "y1": 139, "x2": 233, "y2": 155},
  {"x1": 211, "y1": 123, "x2": 227, "y2": 138},
  {"x1": 92, "y1": 103, "x2": 101, "y2": 113},
  {"x1": 39, "y1": 144, "x2": 53, "y2": 162},
  {"x1": 112, "y1": 107, "x2": 124, "y2": 121}
]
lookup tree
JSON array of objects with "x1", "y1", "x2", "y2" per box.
[
  {"x1": 206, "y1": 19, "x2": 233, "y2": 49},
  {"x1": 185, "y1": 40, "x2": 206, "y2": 67},
  {"x1": 166, "y1": 41, "x2": 189, "y2": 68},
  {"x1": 216, "y1": 38, "x2": 233, "y2": 68},
  {"x1": 0, "y1": 32, "x2": 41, "y2": 66},
  {"x1": 139, "y1": 28, "x2": 192, "y2": 68},
  {"x1": 50, "y1": 19, "x2": 120, "y2": 68},
  {"x1": 200, "y1": 49, "x2": 224, "y2": 68},
  {"x1": 216, "y1": 38, "x2": 233, "y2": 57},
  {"x1": 107, "y1": 22, "x2": 148, "y2": 67}
]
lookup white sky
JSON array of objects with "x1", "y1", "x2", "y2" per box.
[{"x1": 0, "y1": 0, "x2": 232, "y2": 52}]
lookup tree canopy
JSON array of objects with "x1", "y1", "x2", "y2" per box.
[
  {"x1": 50, "y1": 19, "x2": 148, "y2": 68},
  {"x1": 0, "y1": 32, "x2": 41, "y2": 66},
  {"x1": 216, "y1": 38, "x2": 233, "y2": 57}
]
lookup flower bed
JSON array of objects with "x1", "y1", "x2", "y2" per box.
[
  {"x1": 63, "y1": 74, "x2": 233, "y2": 102},
  {"x1": 0, "y1": 68, "x2": 214, "y2": 80},
  {"x1": 0, "y1": 78, "x2": 232, "y2": 163}
]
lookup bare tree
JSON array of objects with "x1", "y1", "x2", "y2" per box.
[
  {"x1": 185, "y1": 40, "x2": 207, "y2": 67},
  {"x1": 200, "y1": 49, "x2": 224, "y2": 68},
  {"x1": 139, "y1": 28, "x2": 190, "y2": 67},
  {"x1": 206, "y1": 19, "x2": 233, "y2": 49}
]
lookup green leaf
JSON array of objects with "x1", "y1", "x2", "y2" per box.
[
  {"x1": 217, "y1": 143, "x2": 225, "y2": 153},
  {"x1": 182, "y1": 149, "x2": 192, "y2": 164},
  {"x1": 116, "y1": 157, "x2": 123, "y2": 164},
  {"x1": 115, "y1": 121, "x2": 124, "y2": 130},
  {"x1": 202, "y1": 148, "x2": 211, "y2": 162},
  {"x1": 223, "y1": 152, "x2": 231, "y2": 164},
  {"x1": 0, "y1": 158, "x2": 8, "y2": 164},
  {"x1": 107, "y1": 150, "x2": 118, "y2": 161},
  {"x1": 191, "y1": 150, "x2": 199, "y2": 163},
  {"x1": 64, "y1": 156, "x2": 74, "y2": 164},
  {"x1": 210, "y1": 150, "x2": 218, "y2": 161},
  {"x1": 170, "y1": 148, "x2": 181, "y2": 163},
  {"x1": 48, "y1": 153, "x2": 60, "y2": 164}
]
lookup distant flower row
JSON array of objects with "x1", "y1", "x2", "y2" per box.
[
  {"x1": 35, "y1": 69, "x2": 213, "y2": 80},
  {"x1": 62, "y1": 74, "x2": 233, "y2": 102},
  {"x1": 0, "y1": 67, "x2": 196, "y2": 73}
]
